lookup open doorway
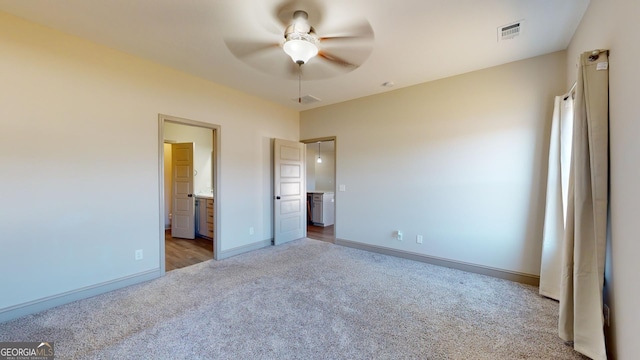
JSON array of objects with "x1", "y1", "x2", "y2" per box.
[
  {"x1": 302, "y1": 138, "x2": 336, "y2": 243},
  {"x1": 159, "y1": 115, "x2": 221, "y2": 272}
]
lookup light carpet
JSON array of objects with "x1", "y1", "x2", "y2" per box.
[{"x1": 0, "y1": 238, "x2": 587, "y2": 359}]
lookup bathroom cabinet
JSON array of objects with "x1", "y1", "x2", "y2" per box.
[
  {"x1": 308, "y1": 191, "x2": 334, "y2": 227},
  {"x1": 196, "y1": 196, "x2": 214, "y2": 239}
]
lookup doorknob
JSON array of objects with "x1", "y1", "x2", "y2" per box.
[
  {"x1": 275, "y1": 196, "x2": 281, "y2": 200},
  {"x1": 188, "y1": 194, "x2": 193, "y2": 197}
]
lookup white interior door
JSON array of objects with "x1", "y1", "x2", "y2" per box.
[
  {"x1": 274, "y1": 139, "x2": 306, "y2": 245},
  {"x1": 171, "y1": 142, "x2": 195, "y2": 239}
]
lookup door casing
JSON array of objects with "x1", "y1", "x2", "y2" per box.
[
  {"x1": 158, "y1": 114, "x2": 221, "y2": 273},
  {"x1": 301, "y1": 136, "x2": 337, "y2": 242}
]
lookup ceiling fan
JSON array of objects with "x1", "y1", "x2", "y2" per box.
[{"x1": 224, "y1": 1, "x2": 375, "y2": 82}]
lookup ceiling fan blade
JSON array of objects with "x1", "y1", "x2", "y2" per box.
[
  {"x1": 320, "y1": 35, "x2": 369, "y2": 42},
  {"x1": 318, "y1": 19, "x2": 374, "y2": 42},
  {"x1": 255, "y1": 7, "x2": 286, "y2": 36},
  {"x1": 318, "y1": 51, "x2": 358, "y2": 69},
  {"x1": 225, "y1": 2, "x2": 375, "y2": 81},
  {"x1": 224, "y1": 39, "x2": 281, "y2": 59},
  {"x1": 256, "y1": 56, "x2": 299, "y2": 79}
]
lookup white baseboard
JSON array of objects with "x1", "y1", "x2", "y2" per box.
[
  {"x1": 0, "y1": 269, "x2": 161, "y2": 323},
  {"x1": 335, "y1": 238, "x2": 539, "y2": 286},
  {"x1": 217, "y1": 239, "x2": 272, "y2": 260}
]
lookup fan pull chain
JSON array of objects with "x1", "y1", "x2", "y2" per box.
[{"x1": 298, "y1": 63, "x2": 302, "y2": 104}]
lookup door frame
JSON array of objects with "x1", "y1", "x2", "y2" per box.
[
  {"x1": 301, "y1": 136, "x2": 337, "y2": 242},
  {"x1": 158, "y1": 114, "x2": 221, "y2": 274}
]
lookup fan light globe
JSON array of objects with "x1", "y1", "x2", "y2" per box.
[{"x1": 283, "y1": 38, "x2": 318, "y2": 65}]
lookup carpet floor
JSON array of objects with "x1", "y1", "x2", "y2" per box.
[{"x1": 0, "y1": 238, "x2": 587, "y2": 359}]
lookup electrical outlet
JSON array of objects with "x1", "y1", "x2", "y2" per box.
[
  {"x1": 395, "y1": 231, "x2": 403, "y2": 241},
  {"x1": 604, "y1": 304, "x2": 610, "y2": 327},
  {"x1": 135, "y1": 249, "x2": 143, "y2": 261},
  {"x1": 416, "y1": 235, "x2": 423, "y2": 244},
  {"x1": 249, "y1": 226, "x2": 254, "y2": 235}
]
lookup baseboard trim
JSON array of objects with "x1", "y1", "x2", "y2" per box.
[
  {"x1": 217, "y1": 239, "x2": 272, "y2": 260},
  {"x1": 0, "y1": 269, "x2": 161, "y2": 323},
  {"x1": 335, "y1": 238, "x2": 540, "y2": 286}
]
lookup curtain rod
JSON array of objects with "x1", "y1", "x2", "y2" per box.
[{"x1": 564, "y1": 82, "x2": 577, "y2": 101}]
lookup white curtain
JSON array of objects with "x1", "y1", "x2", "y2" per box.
[
  {"x1": 559, "y1": 50, "x2": 610, "y2": 360},
  {"x1": 539, "y1": 94, "x2": 573, "y2": 300}
]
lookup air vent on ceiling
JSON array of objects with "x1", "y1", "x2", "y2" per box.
[
  {"x1": 498, "y1": 20, "x2": 524, "y2": 42},
  {"x1": 292, "y1": 95, "x2": 321, "y2": 105}
]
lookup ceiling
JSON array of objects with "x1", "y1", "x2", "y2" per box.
[{"x1": 0, "y1": 0, "x2": 590, "y2": 110}]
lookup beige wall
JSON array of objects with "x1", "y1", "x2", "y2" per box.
[
  {"x1": 306, "y1": 144, "x2": 317, "y2": 191},
  {"x1": 301, "y1": 51, "x2": 566, "y2": 276},
  {"x1": 306, "y1": 142, "x2": 335, "y2": 191},
  {"x1": 567, "y1": 0, "x2": 640, "y2": 358},
  {"x1": 314, "y1": 142, "x2": 335, "y2": 191},
  {"x1": 0, "y1": 12, "x2": 298, "y2": 313}
]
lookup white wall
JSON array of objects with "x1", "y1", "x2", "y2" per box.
[
  {"x1": 301, "y1": 51, "x2": 566, "y2": 276},
  {"x1": 567, "y1": 1, "x2": 640, "y2": 358},
  {"x1": 0, "y1": 12, "x2": 298, "y2": 313}
]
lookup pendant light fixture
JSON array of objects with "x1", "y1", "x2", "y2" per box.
[{"x1": 316, "y1": 142, "x2": 322, "y2": 163}]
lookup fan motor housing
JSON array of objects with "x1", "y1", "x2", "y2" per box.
[{"x1": 284, "y1": 10, "x2": 315, "y2": 39}]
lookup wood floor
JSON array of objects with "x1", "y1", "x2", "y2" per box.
[
  {"x1": 165, "y1": 230, "x2": 213, "y2": 271},
  {"x1": 165, "y1": 224, "x2": 330, "y2": 272},
  {"x1": 307, "y1": 224, "x2": 335, "y2": 243}
]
